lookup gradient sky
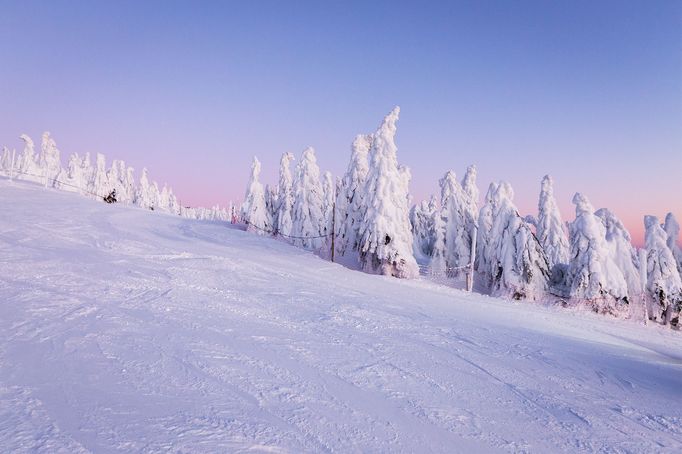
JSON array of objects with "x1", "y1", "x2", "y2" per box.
[{"x1": 1, "y1": 0, "x2": 680, "y2": 245}]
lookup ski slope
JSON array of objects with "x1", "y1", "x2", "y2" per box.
[{"x1": 1, "y1": 179, "x2": 681, "y2": 453}]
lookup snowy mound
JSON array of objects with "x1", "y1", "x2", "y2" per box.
[{"x1": 1, "y1": 179, "x2": 681, "y2": 453}]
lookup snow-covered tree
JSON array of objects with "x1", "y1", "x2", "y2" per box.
[
  {"x1": 536, "y1": 175, "x2": 569, "y2": 270},
  {"x1": 107, "y1": 160, "x2": 123, "y2": 202},
  {"x1": 357, "y1": 107, "x2": 418, "y2": 278},
  {"x1": 595, "y1": 208, "x2": 641, "y2": 296},
  {"x1": 123, "y1": 166, "x2": 136, "y2": 204},
  {"x1": 107, "y1": 160, "x2": 132, "y2": 204},
  {"x1": 335, "y1": 134, "x2": 372, "y2": 256},
  {"x1": 644, "y1": 215, "x2": 682, "y2": 324},
  {"x1": 321, "y1": 171, "x2": 335, "y2": 237},
  {"x1": 0, "y1": 146, "x2": 10, "y2": 174},
  {"x1": 158, "y1": 184, "x2": 171, "y2": 212},
  {"x1": 475, "y1": 182, "x2": 499, "y2": 284},
  {"x1": 40, "y1": 132, "x2": 61, "y2": 187},
  {"x1": 149, "y1": 181, "x2": 161, "y2": 210},
  {"x1": 264, "y1": 184, "x2": 278, "y2": 225},
  {"x1": 439, "y1": 170, "x2": 474, "y2": 273},
  {"x1": 116, "y1": 161, "x2": 129, "y2": 203},
  {"x1": 430, "y1": 206, "x2": 447, "y2": 274},
  {"x1": 241, "y1": 156, "x2": 270, "y2": 234},
  {"x1": 663, "y1": 213, "x2": 682, "y2": 275},
  {"x1": 2, "y1": 147, "x2": 17, "y2": 177},
  {"x1": 291, "y1": 147, "x2": 325, "y2": 249},
  {"x1": 167, "y1": 187, "x2": 180, "y2": 215},
  {"x1": 567, "y1": 193, "x2": 629, "y2": 314},
  {"x1": 461, "y1": 164, "x2": 479, "y2": 226},
  {"x1": 80, "y1": 153, "x2": 93, "y2": 190},
  {"x1": 59, "y1": 152, "x2": 85, "y2": 193},
  {"x1": 18, "y1": 134, "x2": 42, "y2": 183},
  {"x1": 135, "y1": 167, "x2": 153, "y2": 209},
  {"x1": 275, "y1": 152, "x2": 294, "y2": 236},
  {"x1": 89, "y1": 153, "x2": 110, "y2": 199},
  {"x1": 483, "y1": 181, "x2": 549, "y2": 300},
  {"x1": 410, "y1": 196, "x2": 437, "y2": 261}
]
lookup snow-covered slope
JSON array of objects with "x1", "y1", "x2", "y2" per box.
[{"x1": 1, "y1": 179, "x2": 681, "y2": 453}]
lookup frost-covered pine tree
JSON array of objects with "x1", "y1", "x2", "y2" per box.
[
  {"x1": 439, "y1": 170, "x2": 474, "y2": 273},
  {"x1": 89, "y1": 153, "x2": 110, "y2": 199},
  {"x1": 168, "y1": 187, "x2": 180, "y2": 215},
  {"x1": 410, "y1": 196, "x2": 437, "y2": 262},
  {"x1": 115, "y1": 161, "x2": 129, "y2": 203},
  {"x1": 357, "y1": 107, "x2": 418, "y2": 278},
  {"x1": 0, "y1": 146, "x2": 7, "y2": 173},
  {"x1": 108, "y1": 160, "x2": 131, "y2": 204},
  {"x1": 80, "y1": 153, "x2": 93, "y2": 190},
  {"x1": 291, "y1": 147, "x2": 325, "y2": 249},
  {"x1": 264, "y1": 184, "x2": 278, "y2": 225},
  {"x1": 18, "y1": 134, "x2": 42, "y2": 183},
  {"x1": 663, "y1": 213, "x2": 682, "y2": 275},
  {"x1": 475, "y1": 182, "x2": 499, "y2": 283},
  {"x1": 135, "y1": 167, "x2": 153, "y2": 209},
  {"x1": 321, "y1": 171, "x2": 335, "y2": 237},
  {"x1": 123, "y1": 166, "x2": 136, "y2": 204},
  {"x1": 0, "y1": 146, "x2": 12, "y2": 175},
  {"x1": 275, "y1": 152, "x2": 294, "y2": 236},
  {"x1": 241, "y1": 156, "x2": 270, "y2": 234},
  {"x1": 567, "y1": 193, "x2": 629, "y2": 314},
  {"x1": 107, "y1": 160, "x2": 123, "y2": 202},
  {"x1": 430, "y1": 203, "x2": 447, "y2": 274},
  {"x1": 484, "y1": 181, "x2": 549, "y2": 300},
  {"x1": 335, "y1": 134, "x2": 372, "y2": 256},
  {"x1": 595, "y1": 208, "x2": 641, "y2": 296},
  {"x1": 61, "y1": 152, "x2": 85, "y2": 193},
  {"x1": 399, "y1": 164, "x2": 412, "y2": 208},
  {"x1": 158, "y1": 184, "x2": 171, "y2": 212},
  {"x1": 644, "y1": 215, "x2": 682, "y2": 324},
  {"x1": 536, "y1": 175, "x2": 569, "y2": 270},
  {"x1": 40, "y1": 132, "x2": 61, "y2": 187},
  {"x1": 149, "y1": 181, "x2": 161, "y2": 210},
  {"x1": 461, "y1": 164, "x2": 479, "y2": 226}
]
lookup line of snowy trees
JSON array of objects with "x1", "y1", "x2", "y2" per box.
[
  {"x1": 241, "y1": 107, "x2": 418, "y2": 278},
  {"x1": 412, "y1": 172, "x2": 682, "y2": 325},
  {"x1": 242, "y1": 107, "x2": 681, "y2": 326},
  {"x1": 0, "y1": 132, "x2": 235, "y2": 222}
]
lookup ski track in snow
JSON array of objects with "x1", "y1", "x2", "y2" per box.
[{"x1": 0, "y1": 179, "x2": 681, "y2": 453}]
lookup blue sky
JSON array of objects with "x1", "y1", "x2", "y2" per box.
[{"x1": 1, "y1": 0, "x2": 680, "y2": 243}]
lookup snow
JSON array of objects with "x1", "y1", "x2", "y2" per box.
[
  {"x1": 567, "y1": 193, "x2": 629, "y2": 314},
  {"x1": 335, "y1": 134, "x2": 371, "y2": 258},
  {"x1": 274, "y1": 152, "x2": 295, "y2": 237},
  {"x1": 358, "y1": 106, "x2": 418, "y2": 278},
  {"x1": 482, "y1": 181, "x2": 549, "y2": 301},
  {"x1": 291, "y1": 147, "x2": 325, "y2": 250},
  {"x1": 536, "y1": 175, "x2": 569, "y2": 270},
  {"x1": 241, "y1": 156, "x2": 270, "y2": 235},
  {"x1": 1, "y1": 178, "x2": 682, "y2": 453}
]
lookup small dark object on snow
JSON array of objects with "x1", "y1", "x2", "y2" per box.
[{"x1": 103, "y1": 189, "x2": 117, "y2": 204}]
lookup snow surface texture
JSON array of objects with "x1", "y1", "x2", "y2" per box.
[{"x1": 1, "y1": 179, "x2": 682, "y2": 453}]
